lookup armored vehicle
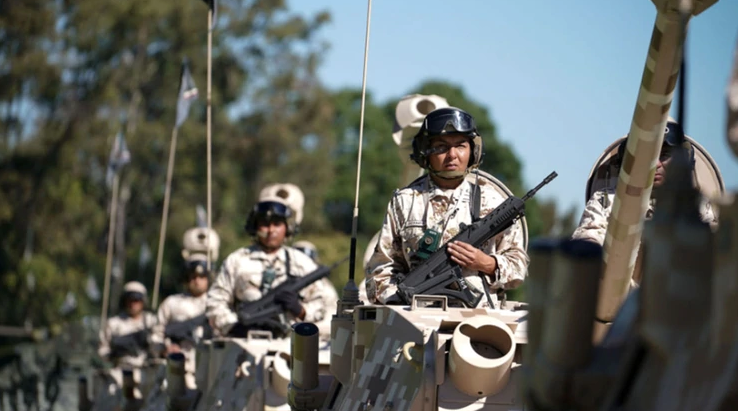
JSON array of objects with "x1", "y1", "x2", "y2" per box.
[{"x1": 284, "y1": 0, "x2": 735, "y2": 410}]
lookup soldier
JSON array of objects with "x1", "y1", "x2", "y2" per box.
[
  {"x1": 206, "y1": 196, "x2": 334, "y2": 337},
  {"x1": 98, "y1": 281, "x2": 157, "y2": 368},
  {"x1": 365, "y1": 107, "x2": 529, "y2": 306},
  {"x1": 152, "y1": 227, "x2": 219, "y2": 388},
  {"x1": 572, "y1": 119, "x2": 717, "y2": 245}
]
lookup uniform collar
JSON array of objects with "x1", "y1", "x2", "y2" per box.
[
  {"x1": 427, "y1": 176, "x2": 470, "y2": 202},
  {"x1": 247, "y1": 244, "x2": 286, "y2": 262}
]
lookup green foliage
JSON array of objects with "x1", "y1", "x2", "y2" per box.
[
  {"x1": 0, "y1": 0, "x2": 579, "y2": 330},
  {"x1": 0, "y1": 0, "x2": 334, "y2": 328},
  {"x1": 325, "y1": 80, "x2": 547, "y2": 239}
]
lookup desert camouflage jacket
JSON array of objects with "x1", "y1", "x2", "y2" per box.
[
  {"x1": 572, "y1": 188, "x2": 717, "y2": 245},
  {"x1": 206, "y1": 245, "x2": 336, "y2": 336},
  {"x1": 365, "y1": 175, "x2": 529, "y2": 306}
]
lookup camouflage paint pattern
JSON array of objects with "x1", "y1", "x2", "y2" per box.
[
  {"x1": 596, "y1": 0, "x2": 717, "y2": 324},
  {"x1": 290, "y1": 298, "x2": 528, "y2": 411},
  {"x1": 523, "y1": 148, "x2": 738, "y2": 409}
]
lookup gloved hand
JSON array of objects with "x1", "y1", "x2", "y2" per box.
[{"x1": 274, "y1": 289, "x2": 303, "y2": 317}]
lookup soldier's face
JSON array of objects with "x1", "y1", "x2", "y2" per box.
[
  {"x1": 126, "y1": 298, "x2": 144, "y2": 317},
  {"x1": 427, "y1": 134, "x2": 471, "y2": 173},
  {"x1": 188, "y1": 275, "x2": 209, "y2": 296},
  {"x1": 653, "y1": 147, "x2": 673, "y2": 188},
  {"x1": 256, "y1": 220, "x2": 287, "y2": 250}
]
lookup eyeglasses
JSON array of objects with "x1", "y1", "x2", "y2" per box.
[{"x1": 422, "y1": 110, "x2": 477, "y2": 137}]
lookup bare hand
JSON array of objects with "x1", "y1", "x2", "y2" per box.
[{"x1": 447, "y1": 241, "x2": 496, "y2": 274}]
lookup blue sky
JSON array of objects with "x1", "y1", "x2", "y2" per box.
[{"x1": 289, "y1": 0, "x2": 738, "y2": 217}]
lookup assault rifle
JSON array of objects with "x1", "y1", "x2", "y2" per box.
[
  {"x1": 164, "y1": 314, "x2": 212, "y2": 345},
  {"x1": 234, "y1": 255, "x2": 349, "y2": 334},
  {"x1": 396, "y1": 171, "x2": 558, "y2": 307},
  {"x1": 109, "y1": 329, "x2": 149, "y2": 359}
]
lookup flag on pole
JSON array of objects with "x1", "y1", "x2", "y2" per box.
[
  {"x1": 202, "y1": 0, "x2": 218, "y2": 29},
  {"x1": 106, "y1": 131, "x2": 131, "y2": 188},
  {"x1": 196, "y1": 204, "x2": 207, "y2": 228},
  {"x1": 138, "y1": 242, "x2": 152, "y2": 272},
  {"x1": 175, "y1": 58, "x2": 199, "y2": 128}
]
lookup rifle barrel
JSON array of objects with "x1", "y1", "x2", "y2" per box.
[{"x1": 522, "y1": 171, "x2": 558, "y2": 201}]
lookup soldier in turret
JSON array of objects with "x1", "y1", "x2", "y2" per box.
[
  {"x1": 152, "y1": 227, "x2": 219, "y2": 388},
  {"x1": 98, "y1": 281, "x2": 157, "y2": 368},
  {"x1": 365, "y1": 107, "x2": 529, "y2": 306},
  {"x1": 573, "y1": 119, "x2": 717, "y2": 243},
  {"x1": 206, "y1": 195, "x2": 334, "y2": 337}
]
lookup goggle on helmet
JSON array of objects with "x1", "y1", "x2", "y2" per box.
[{"x1": 410, "y1": 107, "x2": 484, "y2": 170}]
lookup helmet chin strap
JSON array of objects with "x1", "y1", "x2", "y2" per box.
[{"x1": 428, "y1": 166, "x2": 469, "y2": 180}]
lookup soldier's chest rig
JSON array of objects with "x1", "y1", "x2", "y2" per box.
[
  {"x1": 412, "y1": 181, "x2": 483, "y2": 261},
  {"x1": 259, "y1": 250, "x2": 294, "y2": 295}
]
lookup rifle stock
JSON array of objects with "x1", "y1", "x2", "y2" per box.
[{"x1": 396, "y1": 171, "x2": 557, "y2": 307}]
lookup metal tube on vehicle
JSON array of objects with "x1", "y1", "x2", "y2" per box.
[
  {"x1": 541, "y1": 239, "x2": 602, "y2": 369},
  {"x1": 291, "y1": 322, "x2": 319, "y2": 391},
  {"x1": 525, "y1": 238, "x2": 558, "y2": 363},
  {"x1": 78, "y1": 376, "x2": 92, "y2": 411},
  {"x1": 166, "y1": 353, "x2": 187, "y2": 399}
]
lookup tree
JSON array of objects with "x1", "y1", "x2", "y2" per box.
[
  {"x1": 0, "y1": 0, "x2": 334, "y2": 328},
  {"x1": 325, "y1": 80, "x2": 546, "y2": 239}
]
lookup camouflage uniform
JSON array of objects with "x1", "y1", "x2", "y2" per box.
[
  {"x1": 572, "y1": 188, "x2": 717, "y2": 244},
  {"x1": 206, "y1": 245, "x2": 333, "y2": 336},
  {"x1": 98, "y1": 312, "x2": 157, "y2": 368},
  {"x1": 366, "y1": 175, "x2": 529, "y2": 306},
  {"x1": 153, "y1": 292, "x2": 207, "y2": 386}
]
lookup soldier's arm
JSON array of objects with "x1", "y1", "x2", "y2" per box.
[
  {"x1": 206, "y1": 258, "x2": 239, "y2": 335},
  {"x1": 489, "y1": 219, "x2": 530, "y2": 290},
  {"x1": 365, "y1": 197, "x2": 408, "y2": 304},
  {"x1": 571, "y1": 190, "x2": 611, "y2": 245}
]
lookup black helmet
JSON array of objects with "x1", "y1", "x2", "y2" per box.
[
  {"x1": 244, "y1": 200, "x2": 297, "y2": 236},
  {"x1": 410, "y1": 107, "x2": 484, "y2": 170},
  {"x1": 617, "y1": 120, "x2": 695, "y2": 167},
  {"x1": 182, "y1": 259, "x2": 211, "y2": 281}
]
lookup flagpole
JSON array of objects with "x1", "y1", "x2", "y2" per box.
[
  {"x1": 206, "y1": 7, "x2": 213, "y2": 271},
  {"x1": 100, "y1": 173, "x2": 120, "y2": 331},
  {"x1": 152, "y1": 126, "x2": 179, "y2": 309}
]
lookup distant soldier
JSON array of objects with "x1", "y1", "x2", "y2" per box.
[
  {"x1": 98, "y1": 281, "x2": 157, "y2": 368},
  {"x1": 152, "y1": 227, "x2": 219, "y2": 388},
  {"x1": 573, "y1": 119, "x2": 717, "y2": 241},
  {"x1": 206, "y1": 195, "x2": 334, "y2": 337},
  {"x1": 365, "y1": 107, "x2": 529, "y2": 306}
]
